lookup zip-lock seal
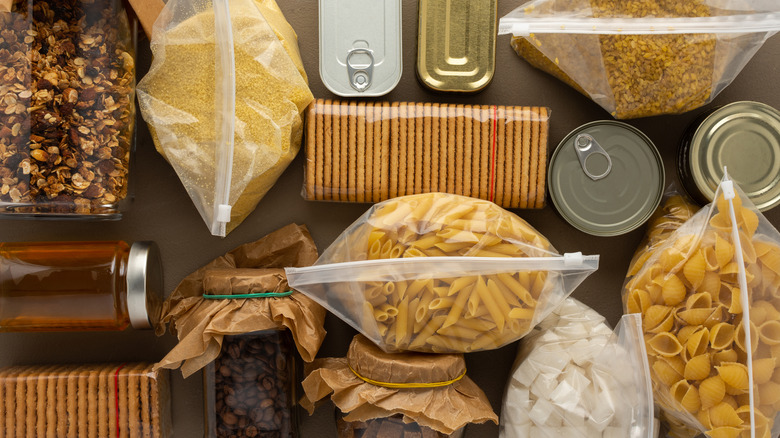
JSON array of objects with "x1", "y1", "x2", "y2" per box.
[
  {"x1": 211, "y1": 0, "x2": 237, "y2": 237},
  {"x1": 498, "y1": 13, "x2": 780, "y2": 36},
  {"x1": 286, "y1": 254, "x2": 600, "y2": 285},
  {"x1": 720, "y1": 170, "x2": 756, "y2": 438}
]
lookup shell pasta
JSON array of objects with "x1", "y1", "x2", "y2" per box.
[{"x1": 624, "y1": 189, "x2": 780, "y2": 438}]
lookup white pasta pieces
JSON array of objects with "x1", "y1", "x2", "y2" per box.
[{"x1": 500, "y1": 298, "x2": 655, "y2": 438}]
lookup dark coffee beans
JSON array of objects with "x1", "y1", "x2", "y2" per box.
[{"x1": 214, "y1": 330, "x2": 297, "y2": 438}]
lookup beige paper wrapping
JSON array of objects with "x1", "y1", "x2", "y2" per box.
[
  {"x1": 155, "y1": 224, "x2": 325, "y2": 377},
  {"x1": 301, "y1": 335, "x2": 498, "y2": 435}
]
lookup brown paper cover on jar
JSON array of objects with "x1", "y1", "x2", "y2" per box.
[
  {"x1": 155, "y1": 224, "x2": 326, "y2": 377},
  {"x1": 300, "y1": 335, "x2": 498, "y2": 435}
]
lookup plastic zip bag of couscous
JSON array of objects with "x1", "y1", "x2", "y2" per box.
[
  {"x1": 137, "y1": 0, "x2": 313, "y2": 236},
  {"x1": 499, "y1": 0, "x2": 780, "y2": 119}
]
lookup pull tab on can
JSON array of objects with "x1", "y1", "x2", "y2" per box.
[
  {"x1": 574, "y1": 133, "x2": 612, "y2": 181},
  {"x1": 347, "y1": 48, "x2": 374, "y2": 92}
]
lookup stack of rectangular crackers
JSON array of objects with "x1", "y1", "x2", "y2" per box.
[
  {"x1": 0, "y1": 363, "x2": 170, "y2": 438},
  {"x1": 304, "y1": 99, "x2": 550, "y2": 208}
]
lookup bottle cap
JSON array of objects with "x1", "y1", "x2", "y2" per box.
[{"x1": 127, "y1": 241, "x2": 164, "y2": 329}]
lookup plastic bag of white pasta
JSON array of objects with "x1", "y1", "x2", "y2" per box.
[
  {"x1": 622, "y1": 173, "x2": 780, "y2": 438},
  {"x1": 286, "y1": 193, "x2": 599, "y2": 353},
  {"x1": 500, "y1": 298, "x2": 655, "y2": 438}
]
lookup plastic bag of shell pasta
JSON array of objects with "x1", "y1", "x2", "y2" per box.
[{"x1": 623, "y1": 173, "x2": 780, "y2": 438}]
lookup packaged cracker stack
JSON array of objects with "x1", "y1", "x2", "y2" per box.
[
  {"x1": 304, "y1": 99, "x2": 550, "y2": 208},
  {"x1": 0, "y1": 363, "x2": 171, "y2": 437}
]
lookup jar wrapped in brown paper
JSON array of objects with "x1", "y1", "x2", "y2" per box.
[
  {"x1": 154, "y1": 223, "x2": 326, "y2": 438},
  {"x1": 301, "y1": 335, "x2": 498, "y2": 437}
]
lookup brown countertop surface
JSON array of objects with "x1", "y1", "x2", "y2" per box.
[{"x1": 2, "y1": 1, "x2": 780, "y2": 437}]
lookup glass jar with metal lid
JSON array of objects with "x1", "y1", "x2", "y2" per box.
[
  {"x1": 678, "y1": 101, "x2": 780, "y2": 212},
  {"x1": 548, "y1": 121, "x2": 665, "y2": 236},
  {"x1": 0, "y1": 240, "x2": 162, "y2": 331}
]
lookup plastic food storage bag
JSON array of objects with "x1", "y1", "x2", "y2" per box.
[
  {"x1": 626, "y1": 188, "x2": 701, "y2": 285},
  {"x1": 137, "y1": 0, "x2": 313, "y2": 236},
  {"x1": 300, "y1": 334, "x2": 498, "y2": 437},
  {"x1": 286, "y1": 193, "x2": 599, "y2": 353},
  {"x1": 500, "y1": 298, "x2": 654, "y2": 438},
  {"x1": 622, "y1": 173, "x2": 780, "y2": 438},
  {"x1": 498, "y1": 0, "x2": 780, "y2": 119}
]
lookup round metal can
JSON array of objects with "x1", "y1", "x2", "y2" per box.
[
  {"x1": 678, "y1": 101, "x2": 780, "y2": 212},
  {"x1": 548, "y1": 121, "x2": 665, "y2": 236}
]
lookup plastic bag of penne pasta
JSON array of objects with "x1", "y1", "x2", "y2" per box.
[
  {"x1": 286, "y1": 193, "x2": 599, "y2": 353},
  {"x1": 622, "y1": 173, "x2": 780, "y2": 438},
  {"x1": 500, "y1": 298, "x2": 655, "y2": 438}
]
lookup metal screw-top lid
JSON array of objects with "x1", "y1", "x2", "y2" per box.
[
  {"x1": 548, "y1": 121, "x2": 665, "y2": 236},
  {"x1": 690, "y1": 101, "x2": 780, "y2": 212},
  {"x1": 127, "y1": 241, "x2": 163, "y2": 330}
]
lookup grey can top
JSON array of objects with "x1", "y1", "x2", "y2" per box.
[
  {"x1": 549, "y1": 121, "x2": 665, "y2": 236},
  {"x1": 690, "y1": 101, "x2": 780, "y2": 212},
  {"x1": 319, "y1": 0, "x2": 403, "y2": 97}
]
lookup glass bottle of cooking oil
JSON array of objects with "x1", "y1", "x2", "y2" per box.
[{"x1": 0, "y1": 241, "x2": 163, "y2": 331}]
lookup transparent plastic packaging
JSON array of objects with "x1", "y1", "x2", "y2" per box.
[
  {"x1": 499, "y1": 0, "x2": 780, "y2": 119},
  {"x1": 137, "y1": 0, "x2": 313, "y2": 236},
  {"x1": 625, "y1": 188, "x2": 701, "y2": 286},
  {"x1": 205, "y1": 329, "x2": 300, "y2": 438},
  {"x1": 0, "y1": 0, "x2": 136, "y2": 218},
  {"x1": 623, "y1": 174, "x2": 780, "y2": 438},
  {"x1": 303, "y1": 99, "x2": 551, "y2": 208},
  {"x1": 500, "y1": 298, "x2": 654, "y2": 438},
  {"x1": 287, "y1": 193, "x2": 598, "y2": 353},
  {"x1": 0, "y1": 363, "x2": 171, "y2": 437}
]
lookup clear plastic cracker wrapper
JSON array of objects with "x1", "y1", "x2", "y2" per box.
[
  {"x1": 499, "y1": 0, "x2": 780, "y2": 119},
  {"x1": 137, "y1": 0, "x2": 313, "y2": 236},
  {"x1": 0, "y1": 363, "x2": 172, "y2": 437},
  {"x1": 155, "y1": 223, "x2": 326, "y2": 377},
  {"x1": 286, "y1": 193, "x2": 599, "y2": 353},
  {"x1": 623, "y1": 173, "x2": 780, "y2": 438},
  {"x1": 303, "y1": 99, "x2": 551, "y2": 208},
  {"x1": 500, "y1": 298, "x2": 655, "y2": 438},
  {"x1": 300, "y1": 334, "x2": 498, "y2": 436}
]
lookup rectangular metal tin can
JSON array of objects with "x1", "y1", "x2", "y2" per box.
[
  {"x1": 416, "y1": 0, "x2": 497, "y2": 93},
  {"x1": 319, "y1": 0, "x2": 403, "y2": 97}
]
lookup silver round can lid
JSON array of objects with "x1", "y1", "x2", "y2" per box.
[
  {"x1": 127, "y1": 241, "x2": 163, "y2": 330},
  {"x1": 548, "y1": 121, "x2": 665, "y2": 236},
  {"x1": 690, "y1": 101, "x2": 780, "y2": 212}
]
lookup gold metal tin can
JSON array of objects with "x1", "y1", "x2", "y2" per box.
[{"x1": 416, "y1": 0, "x2": 497, "y2": 93}]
